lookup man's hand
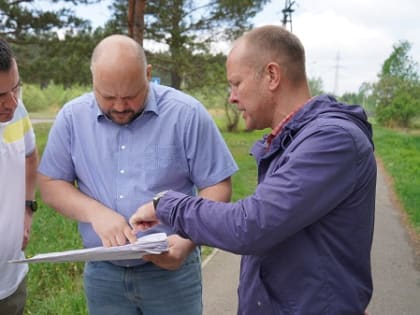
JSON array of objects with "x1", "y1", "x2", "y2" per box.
[
  {"x1": 129, "y1": 201, "x2": 160, "y2": 232},
  {"x1": 90, "y1": 208, "x2": 137, "y2": 247},
  {"x1": 142, "y1": 234, "x2": 196, "y2": 270}
]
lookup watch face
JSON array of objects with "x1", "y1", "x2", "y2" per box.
[{"x1": 26, "y1": 200, "x2": 37, "y2": 212}]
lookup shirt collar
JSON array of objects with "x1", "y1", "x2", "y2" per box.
[{"x1": 265, "y1": 98, "x2": 312, "y2": 151}]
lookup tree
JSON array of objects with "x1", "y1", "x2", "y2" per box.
[
  {"x1": 381, "y1": 41, "x2": 419, "y2": 82},
  {"x1": 373, "y1": 41, "x2": 420, "y2": 127},
  {"x1": 107, "y1": 0, "x2": 269, "y2": 89},
  {"x1": 188, "y1": 52, "x2": 241, "y2": 131},
  {"x1": 374, "y1": 76, "x2": 420, "y2": 127},
  {"x1": 1, "y1": 0, "x2": 102, "y2": 87},
  {"x1": 0, "y1": 0, "x2": 94, "y2": 41},
  {"x1": 339, "y1": 82, "x2": 375, "y2": 114},
  {"x1": 128, "y1": 0, "x2": 146, "y2": 43},
  {"x1": 308, "y1": 76, "x2": 324, "y2": 96}
]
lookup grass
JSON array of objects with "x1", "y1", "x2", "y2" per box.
[
  {"x1": 25, "y1": 123, "x2": 85, "y2": 314},
  {"x1": 373, "y1": 125, "x2": 420, "y2": 231}
]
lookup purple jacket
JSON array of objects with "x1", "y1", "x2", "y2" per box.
[{"x1": 157, "y1": 95, "x2": 376, "y2": 314}]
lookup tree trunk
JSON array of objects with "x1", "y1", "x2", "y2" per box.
[{"x1": 128, "y1": 0, "x2": 146, "y2": 46}]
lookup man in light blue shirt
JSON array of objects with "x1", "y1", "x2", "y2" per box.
[{"x1": 38, "y1": 34, "x2": 238, "y2": 315}]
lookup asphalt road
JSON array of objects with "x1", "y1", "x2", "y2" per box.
[
  {"x1": 202, "y1": 162, "x2": 420, "y2": 315},
  {"x1": 202, "y1": 249, "x2": 240, "y2": 315},
  {"x1": 366, "y1": 162, "x2": 420, "y2": 314}
]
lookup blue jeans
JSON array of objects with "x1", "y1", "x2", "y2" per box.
[{"x1": 83, "y1": 248, "x2": 202, "y2": 315}]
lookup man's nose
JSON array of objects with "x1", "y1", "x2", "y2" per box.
[
  {"x1": 228, "y1": 90, "x2": 238, "y2": 104},
  {"x1": 113, "y1": 97, "x2": 128, "y2": 110}
]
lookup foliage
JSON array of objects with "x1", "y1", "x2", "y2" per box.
[
  {"x1": 3, "y1": 0, "x2": 269, "y2": 91},
  {"x1": 308, "y1": 76, "x2": 324, "y2": 96},
  {"x1": 2, "y1": 0, "x2": 104, "y2": 88},
  {"x1": 338, "y1": 82, "x2": 376, "y2": 116},
  {"x1": 373, "y1": 41, "x2": 420, "y2": 127},
  {"x1": 373, "y1": 125, "x2": 420, "y2": 231},
  {"x1": 0, "y1": 0, "x2": 93, "y2": 41},
  {"x1": 224, "y1": 100, "x2": 240, "y2": 132},
  {"x1": 23, "y1": 83, "x2": 90, "y2": 113},
  {"x1": 16, "y1": 27, "x2": 113, "y2": 88},
  {"x1": 374, "y1": 77, "x2": 420, "y2": 127},
  {"x1": 152, "y1": 51, "x2": 242, "y2": 131},
  {"x1": 184, "y1": 52, "x2": 243, "y2": 131},
  {"x1": 25, "y1": 123, "x2": 87, "y2": 315},
  {"x1": 107, "y1": 0, "x2": 269, "y2": 89},
  {"x1": 380, "y1": 41, "x2": 419, "y2": 81},
  {"x1": 339, "y1": 92, "x2": 361, "y2": 105}
]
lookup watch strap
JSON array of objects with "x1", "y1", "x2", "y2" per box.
[
  {"x1": 153, "y1": 190, "x2": 168, "y2": 210},
  {"x1": 25, "y1": 200, "x2": 38, "y2": 212}
]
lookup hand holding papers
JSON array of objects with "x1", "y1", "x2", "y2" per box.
[{"x1": 10, "y1": 233, "x2": 168, "y2": 264}]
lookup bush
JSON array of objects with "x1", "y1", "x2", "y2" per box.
[
  {"x1": 22, "y1": 84, "x2": 90, "y2": 114},
  {"x1": 374, "y1": 77, "x2": 420, "y2": 128}
]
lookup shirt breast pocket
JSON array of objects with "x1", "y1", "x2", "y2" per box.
[
  {"x1": 144, "y1": 145, "x2": 186, "y2": 170},
  {"x1": 143, "y1": 145, "x2": 188, "y2": 189}
]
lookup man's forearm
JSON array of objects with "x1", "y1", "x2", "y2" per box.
[
  {"x1": 25, "y1": 149, "x2": 38, "y2": 200},
  {"x1": 198, "y1": 177, "x2": 232, "y2": 202},
  {"x1": 38, "y1": 173, "x2": 108, "y2": 223}
]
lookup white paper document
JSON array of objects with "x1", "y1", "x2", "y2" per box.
[{"x1": 10, "y1": 233, "x2": 168, "y2": 264}]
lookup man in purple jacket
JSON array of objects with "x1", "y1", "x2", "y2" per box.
[{"x1": 130, "y1": 25, "x2": 376, "y2": 315}]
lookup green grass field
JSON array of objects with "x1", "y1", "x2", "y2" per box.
[
  {"x1": 24, "y1": 122, "x2": 419, "y2": 314},
  {"x1": 373, "y1": 126, "x2": 420, "y2": 231}
]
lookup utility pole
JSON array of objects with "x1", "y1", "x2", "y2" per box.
[
  {"x1": 282, "y1": 0, "x2": 295, "y2": 32},
  {"x1": 333, "y1": 51, "x2": 342, "y2": 96}
]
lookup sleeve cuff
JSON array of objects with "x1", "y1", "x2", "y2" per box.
[{"x1": 156, "y1": 190, "x2": 188, "y2": 227}]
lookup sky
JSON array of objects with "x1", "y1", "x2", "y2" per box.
[
  {"x1": 71, "y1": 0, "x2": 420, "y2": 95},
  {"x1": 254, "y1": 0, "x2": 420, "y2": 95}
]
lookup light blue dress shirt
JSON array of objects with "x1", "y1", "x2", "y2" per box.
[{"x1": 39, "y1": 83, "x2": 238, "y2": 250}]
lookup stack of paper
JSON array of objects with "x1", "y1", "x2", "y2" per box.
[{"x1": 10, "y1": 233, "x2": 168, "y2": 263}]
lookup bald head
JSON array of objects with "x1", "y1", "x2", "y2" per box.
[
  {"x1": 91, "y1": 34, "x2": 147, "y2": 76},
  {"x1": 91, "y1": 35, "x2": 152, "y2": 125}
]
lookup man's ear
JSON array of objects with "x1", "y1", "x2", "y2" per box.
[{"x1": 266, "y1": 62, "x2": 282, "y2": 89}]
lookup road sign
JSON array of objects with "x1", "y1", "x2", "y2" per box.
[{"x1": 151, "y1": 77, "x2": 160, "y2": 84}]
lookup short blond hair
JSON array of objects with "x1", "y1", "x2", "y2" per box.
[{"x1": 241, "y1": 25, "x2": 307, "y2": 85}]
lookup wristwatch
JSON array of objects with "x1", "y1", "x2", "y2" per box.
[
  {"x1": 153, "y1": 190, "x2": 168, "y2": 210},
  {"x1": 25, "y1": 200, "x2": 38, "y2": 212}
]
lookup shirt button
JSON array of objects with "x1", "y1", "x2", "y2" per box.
[
  {"x1": 120, "y1": 169, "x2": 125, "y2": 174},
  {"x1": 257, "y1": 301, "x2": 262, "y2": 307},
  {"x1": 119, "y1": 195, "x2": 124, "y2": 199},
  {"x1": 121, "y1": 145, "x2": 126, "y2": 150}
]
